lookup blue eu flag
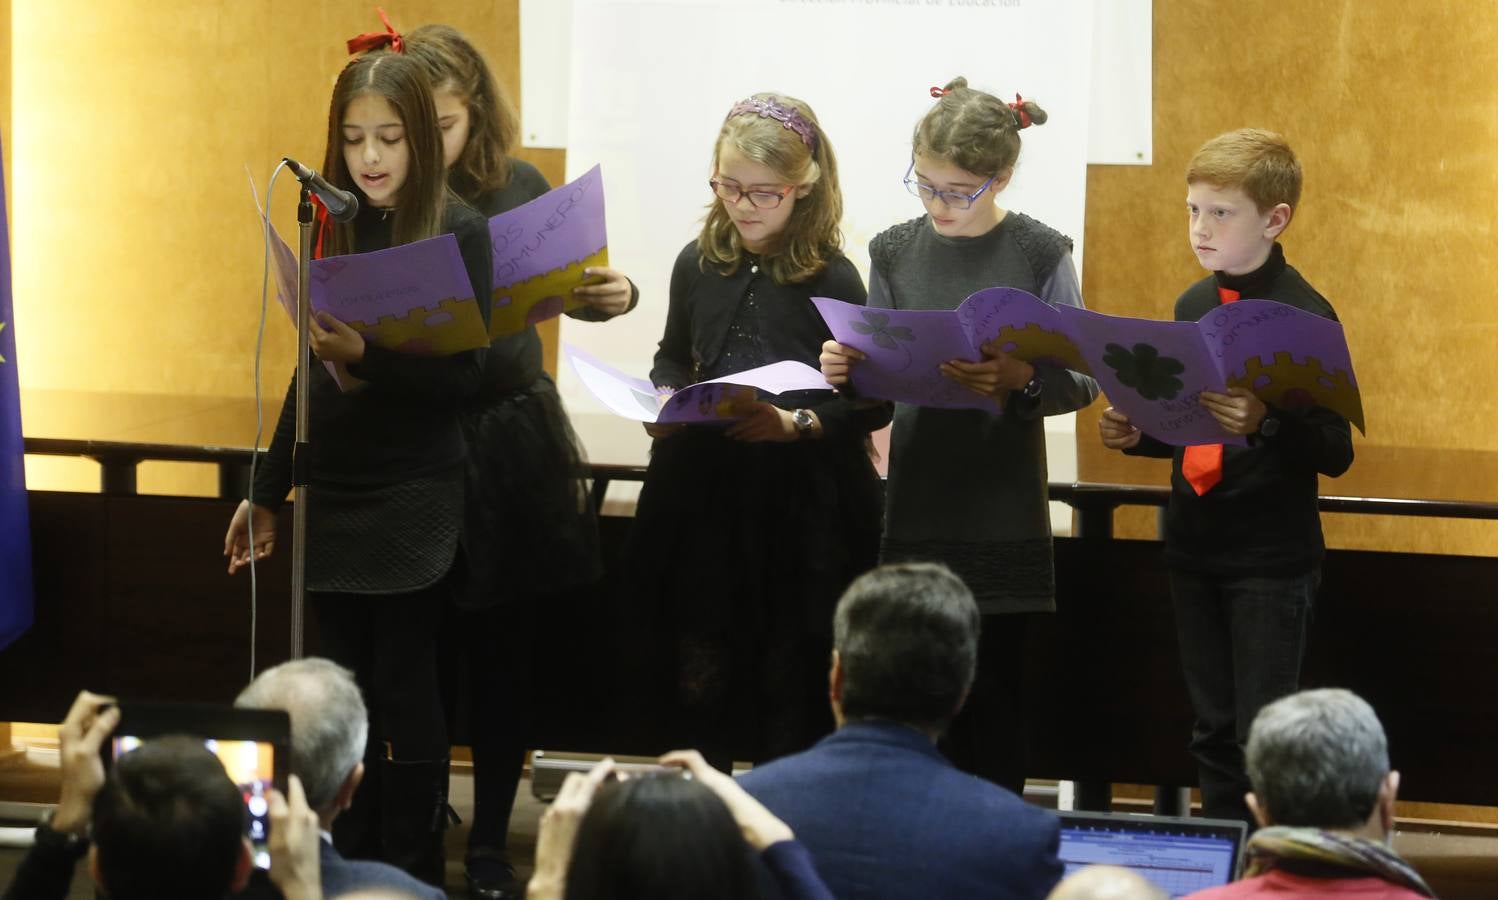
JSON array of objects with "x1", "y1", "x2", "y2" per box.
[{"x1": 0, "y1": 136, "x2": 34, "y2": 651}]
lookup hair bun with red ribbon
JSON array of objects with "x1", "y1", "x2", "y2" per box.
[{"x1": 1008, "y1": 93, "x2": 1033, "y2": 129}]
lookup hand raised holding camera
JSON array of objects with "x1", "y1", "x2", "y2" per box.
[
  {"x1": 659, "y1": 749, "x2": 794, "y2": 850},
  {"x1": 54, "y1": 690, "x2": 120, "y2": 834}
]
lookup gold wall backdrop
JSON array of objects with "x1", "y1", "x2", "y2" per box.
[
  {"x1": 1078, "y1": 0, "x2": 1498, "y2": 556},
  {"x1": 8, "y1": 1, "x2": 564, "y2": 494},
  {"x1": 9, "y1": 1, "x2": 1498, "y2": 552}
]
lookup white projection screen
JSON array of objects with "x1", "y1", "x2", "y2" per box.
[{"x1": 558, "y1": 0, "x2": 1097, "y2": 523}]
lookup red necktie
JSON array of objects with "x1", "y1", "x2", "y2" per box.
[{"x1": 1182, "y1": 287, "x2": 1240, "y2": 496}]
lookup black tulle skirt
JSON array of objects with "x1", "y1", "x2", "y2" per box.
[
  {"x1": 457, "y1": 376, "x2": 602, "y2": 609},
  {"x1": 629, "y1": 427, "x2": 883, "y2": 634},
  {"x1": 626, "y1": 427, "x2": 883, "y2": 759}
]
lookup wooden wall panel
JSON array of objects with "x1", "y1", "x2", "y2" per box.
[
  {"x1": 1079, "y1": 1, "x2": 1498, "y2": 555},
  {"x1": 10, "y1": 2, "x2": 527, "y2": 492},
  {"x1": 9, "y1": 2, "x2": 522, "y2": 403},
  {"x1": 10, "y1": 0, "x2": 1498, "y2": 552}
]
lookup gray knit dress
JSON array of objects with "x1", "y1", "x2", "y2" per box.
[{"x1": 872, "y1": 212, "x2": 1099, "y2": 614}]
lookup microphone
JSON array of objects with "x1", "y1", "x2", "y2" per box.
[{"x1": 283, "y1": 157, "x2": 360, "y2": 223}]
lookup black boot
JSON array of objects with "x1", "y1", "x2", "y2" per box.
[{"x1": 380, "y1": 756, "x2": 451, "y2": 888}]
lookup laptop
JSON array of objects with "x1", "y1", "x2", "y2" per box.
[{"x1": 1057, "y1": 810, "x2": 1247, "y2": 898}]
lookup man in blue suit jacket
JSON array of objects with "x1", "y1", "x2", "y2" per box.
[
  {"x1": 237, "y1": 658, "x2": 445, "y2": 900},
  {"x1": 738, "y1": 563, "x2": 1063, "y2": 900}
]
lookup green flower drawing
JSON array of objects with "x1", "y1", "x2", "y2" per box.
[
  {"x1": 850, "y1": 310, "x2": 916, "y2": 351},
  {"x1": 1103, "y1": 342, "x2": 1186, "y2": 401},
  {"x1": 850, "y1": 310, "x2": 916, "y2": 370}
]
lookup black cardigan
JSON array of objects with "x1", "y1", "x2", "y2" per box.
[
  {"x1": 651, "y1": 240, "x2": 892, "y2": 442},
  {"x1": 1127, "y1": 243, "x2": 1354, "y2": 576}
]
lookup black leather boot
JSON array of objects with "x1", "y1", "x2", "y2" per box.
[{"x1": 379, "y1": 756, "x2": 451, "y2": 888}]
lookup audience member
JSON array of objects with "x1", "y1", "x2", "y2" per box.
[
  {"x1": 235, "y1": 658, "x2": 445, "y2": 900},
  {"x1": 737, "y1": 562, "x2": 1063, "y2": 899},
  {"x1": 525, "y1": 753, "x2": 833, "y2": 900},
  {"x1": 1048, "y1": 866, "x2": 1166, "y2": 900},
  {"x1": 1185, "y1": 688, "x2": 1434, "y2": 898},
  {"x1": 2, "y1": 690, "x2": 254, "y2": 900}
]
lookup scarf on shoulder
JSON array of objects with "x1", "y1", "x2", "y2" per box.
[{"x1": 1245, "y1": 826, "x2": 1436, "y2": 897}]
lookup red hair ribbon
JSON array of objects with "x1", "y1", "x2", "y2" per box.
[
  {"x1": 346, "y1": 7, "x2": 404, "y2": 55},
  {"x1": 929, "y1": 86, "x2": 950, "y2": 98},
  {"x1": 1008, "y1": 93, "x2": 1032, "y2": 129},
  {"x1": 308, "y1": 195, "x2": 332, "y2": 261}
]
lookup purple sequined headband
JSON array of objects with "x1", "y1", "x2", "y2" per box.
[{"x1": 727, "y1": 97, "x2": 820, "y2": 153}]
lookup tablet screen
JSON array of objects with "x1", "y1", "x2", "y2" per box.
[{"x1": 109, "y1": 703, "x2": 290, "y2": 871}]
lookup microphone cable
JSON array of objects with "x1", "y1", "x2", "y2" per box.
[{"x1": 246, "y1": 159, "x2": 291, "y2": 680}]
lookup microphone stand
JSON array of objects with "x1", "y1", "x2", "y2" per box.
[{"x1": 290, "y1": 187, "x2": 313, "y2": 659}]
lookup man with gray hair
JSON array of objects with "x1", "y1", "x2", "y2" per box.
[
  {"x1": 236, "y1": 658, "x2": 444, "y2": 900},
  {"x1": 739, "y1": 562, "x2": 1062, "y2": 899},
  {"x1": 1185, "y1": 688, "x2": 1434, "y2": 898}
]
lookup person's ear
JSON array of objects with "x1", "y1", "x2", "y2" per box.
[
  {"x1": 1245, "y1": 792, "x2": 1272, "y2": 829},
  {"x1": 231, "y1": 837, "x2": 255, "y2": 892},
  {"x1": 1378, "y1": 770, "x2": 1401, "y2": 833},
  {"x1": 829, "y1": 650, "x2": 844, "y2": 704},
  {"x1": 338, "y1": 760, "x2": 366, "y2": 812},
  {"x1": 990, "y1": 167, "x2": 1015, "y2": 195},
  {"x1": 1264, "y1": 202, "x2": 1293, "y2": 238}
]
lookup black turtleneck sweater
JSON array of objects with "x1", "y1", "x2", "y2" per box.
[{"x1": 1126, "y1": 243, "x2": 1354, "y2": 576}]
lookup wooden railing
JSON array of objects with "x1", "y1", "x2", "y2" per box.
[
  {"x1": 11, "y1": 437, "x2": 1498, "y2": 807},
  {"x1": 26, "y1": 437, "x2": 1498, "y2": 525}
]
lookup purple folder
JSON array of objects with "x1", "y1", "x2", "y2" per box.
[{"x1": 814, "y1": 289, "x2": 1365, "y2": 447}]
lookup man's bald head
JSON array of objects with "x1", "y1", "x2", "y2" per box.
[{"x1": 1047, "y1": 865, "x2": 1167, "y2": 900}]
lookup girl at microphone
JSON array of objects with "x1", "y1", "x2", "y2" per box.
[{"x1": 223, "y1": 47, "x2": 491, "y2": 887}]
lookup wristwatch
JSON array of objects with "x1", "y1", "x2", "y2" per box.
[
  {"x1": 1258, "y1": 413, "x2": 1281, "y2": 438},
  {"x1": 791, "y1": 408, "x2": 816, "y2": 438},
  {"x1": 1021, "y1": 372, "x2": 1044, "y2": 400}
]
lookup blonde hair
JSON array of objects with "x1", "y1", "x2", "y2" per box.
[
  {"x1": 913, "y1": 76, "x2": 1047, "y2": 178},
  {"x1": 1187, "y1": 128, "x2": 1302, "y2": 213},
  {"x1": 698, "y1": 93, "x2": 842, "y2": 284}
]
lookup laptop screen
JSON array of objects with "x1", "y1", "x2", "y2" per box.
[{"x1": 1057, "y1": 811, "x2": 1246, "y2": 898}]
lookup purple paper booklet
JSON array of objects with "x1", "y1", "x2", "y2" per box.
[
  {"x1": 812, "y1": 288, "x2": 1088, "y2": 413},
  {"x1": 564, "y1": 345, "x2": 832, "y2": 424},
  {"x1": 489, "y1": 165, "x2": 609, "y2": 337},
  {"x1": 1060, "y1": 307, "x2": 1246, "y2": 446},
  {"x1": 259, "y1": 214, "x2": 489, "y2": 391},
  {"x1": 1062, "y1": 300, "x2": 1366, "y2": 446},
  {"x1": 814, "y1": 290, "x2": 1365, "y2": 446}
]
